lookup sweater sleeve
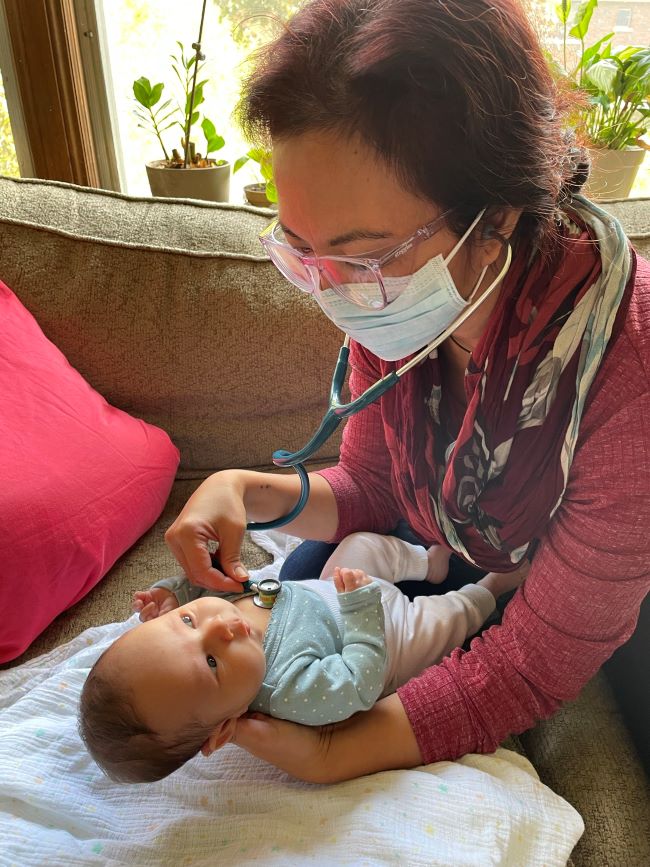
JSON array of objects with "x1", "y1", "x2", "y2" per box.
[
  {"x1": 316, "y1": 343, "x2": 402, "y2": 540},
  {"x1": 269, "y1": 583, "x2": 386, "y2": 723},
  {"x1": 397, "y1": 391, "x2": 650, "y2": 762}
]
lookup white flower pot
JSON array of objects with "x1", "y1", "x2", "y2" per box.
[
  {"x1": 145, "y1": 160, "x2": 231, "y2": 202},
  {"x1": 244, "y1": 183, "x2": 273, "y2": 207},
  {"x1": 585, "y1": 147, "x2": 646, "y2": 201}
]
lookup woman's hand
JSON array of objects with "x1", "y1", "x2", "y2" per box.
[
  {"x1": 166, "y1": 469, "x2": 340, "y2": 592},
  {"x1": 231, "y1": 694, "x2": 423, "y2": 783},
  {"x1": 165, "y1": 471, "x2": 250, "y2": 592}
]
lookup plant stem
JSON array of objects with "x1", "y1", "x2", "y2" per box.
[
  {"x1": 184, "y1": 0, "x2": 208, "y2": 168},
  {"x1": 149, "y1": 106, "x2": 170, "y2": 161}
]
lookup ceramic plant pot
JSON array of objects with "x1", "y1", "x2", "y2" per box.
[
  {"x1": 586, "y1": 147, "x2": 646, "y2": 201},
  {"x1": 146, "y1": 160, "x2": 231, "y2": 202},
  {"x1": 244, "y1": 183, "x2": 273, "y2": 207}
]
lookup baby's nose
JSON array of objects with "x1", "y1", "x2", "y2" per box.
[{"x1": 203, "y1": 615, "x2": 234, "y2": 642}]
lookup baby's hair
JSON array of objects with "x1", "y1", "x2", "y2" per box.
[{"x1": 78, "y1": 644, "x2": 213, "y2": 784}]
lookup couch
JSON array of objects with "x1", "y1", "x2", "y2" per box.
[{"x1": 0, "y1": 175, "x2": 648, "y2": 866}]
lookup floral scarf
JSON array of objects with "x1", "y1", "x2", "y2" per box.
[{"x1": 381, "y1": 195, "x2": 633, "y2": 571}]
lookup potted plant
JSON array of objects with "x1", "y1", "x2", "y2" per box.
[
  {"x1": 234, "y1": 147, "x2": 277, "y2": 207},
  {"x1": 133, "y1": 0, "x2": 231, "y2": 202},
  {"x1": 554, "y1": 0, "x2": 649, "y2": 199}
]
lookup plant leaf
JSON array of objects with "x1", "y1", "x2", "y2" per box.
[
  {"x1": 233, "y1": 155, "x2": 250, "y2": 173},
  {"x1": 246, "y1": 147, "x2": 268, "y2": 164},
  {"x1": 569, "y1": 0, "x2": 597, "y2": 41},
  {"x1": 133, "y1": 76, "x2": 152, "y2": 107},
  {"x1": 266, "y1": 179, "x2": 278, "y2": 203},
  {"x1": 150, "y1": 82, "x2": 164, "y2": 107},
  {"x1": 586, "y1": 58, "x2": 620, "y2": 96},
  {"x1": 578, "y1": 32, "x2": 613, "y2": 72},
  {"x1": 201, "y1": 117, "x2": 217, "y2": 140},
  {"x1": 207, "y1": 135, "x2": 225, "y2": 153},
  {"x1": 555, "y1": 0, "x2": 571, "y2": 24}
]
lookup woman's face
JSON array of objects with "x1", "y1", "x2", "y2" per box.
[{"x1": 272, "y1": 130, "x2": 485, "y2": 298}]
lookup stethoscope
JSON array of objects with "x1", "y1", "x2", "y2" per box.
[{"x1": 246, "y1": 240, "x2": 512, "y2": 532}]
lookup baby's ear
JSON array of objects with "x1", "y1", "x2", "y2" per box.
[{"x1": 200, "y1": 717, "x2": 237, "y2": 757}]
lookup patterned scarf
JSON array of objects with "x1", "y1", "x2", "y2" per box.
[{"x1": 381, "y1": 196, "x2": 633, "y2": 571}]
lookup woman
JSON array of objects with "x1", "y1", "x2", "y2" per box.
[{"x1": 165, "y1": 0, "x2": 649, "y2": 781}]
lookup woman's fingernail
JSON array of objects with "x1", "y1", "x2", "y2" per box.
[{"x1": 235, "y1": 566, "x2": 248, "y2": 579}]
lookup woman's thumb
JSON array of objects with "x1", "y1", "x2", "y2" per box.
[{"x1": 216, "y1": 545, "x2": 249, "y2": 583}]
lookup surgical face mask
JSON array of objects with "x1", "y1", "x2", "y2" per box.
[{"x1": 314, "y1": 211, "x2": 489, "y2": 362}]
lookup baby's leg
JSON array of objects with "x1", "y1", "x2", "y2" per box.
[
  {"x1": 319, "y1": 532, "x2": 429, "y2": 585},
  {"x1": 381, "y1": 582, "x2": 495, "y2": 693}
]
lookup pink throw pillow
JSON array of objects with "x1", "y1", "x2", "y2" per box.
[{"x1": 0, "y1": 280, "x2": 179, "y2": 662}]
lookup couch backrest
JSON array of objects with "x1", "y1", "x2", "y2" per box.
[
  {"x1": 0, "y1": 176, "x2": 343, "y2": 475},
  {"x1": 1, "y1": 176, "x2": 648, "y2": 474}
]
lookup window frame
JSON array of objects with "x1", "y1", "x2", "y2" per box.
[{"x1": 2, "y1": 0, "x2": 102, "y2": 186}]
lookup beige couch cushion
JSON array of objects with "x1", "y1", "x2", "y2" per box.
[{"x1": 0, "y1": 176, "x2": 343, "y2": 475}]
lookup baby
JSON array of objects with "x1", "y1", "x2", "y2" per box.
[{"x1": 79, "y1": 533, "x2": 527, "y2": 784}]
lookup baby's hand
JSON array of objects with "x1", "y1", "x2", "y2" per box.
[
  {"x1": 132, "y1": 587, "x2": 179, "y2": 621},
  {"x1": 333, "y1": 566, "x2": 373, "y2": 594}
]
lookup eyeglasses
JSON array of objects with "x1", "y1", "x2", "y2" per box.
[{"x1": 258, "y1": 210, "x2": 452, "y2": 310}]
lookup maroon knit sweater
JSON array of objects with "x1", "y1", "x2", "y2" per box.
[{"x1": 318, "y1": 253, "x2": 650, "y2": 762}]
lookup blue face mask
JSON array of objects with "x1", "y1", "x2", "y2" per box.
[{"x1": 314, "y1": 211, "x2": 488, "y2": 362}]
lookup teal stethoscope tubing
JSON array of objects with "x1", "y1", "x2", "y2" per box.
[{"x1": 246, "y1": 241, "x2": 512, "y2": 532}]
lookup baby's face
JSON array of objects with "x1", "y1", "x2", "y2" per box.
[{"x1": 111, "y1": 597, "x2": 267, "y2": 737}]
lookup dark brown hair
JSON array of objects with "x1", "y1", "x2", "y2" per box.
[
  {"x1": 239, "y1": 0, "x2": 587, "y2": 248},
  {"x1": 78, "y1": 646, "x2": 212, "y2": 784}
]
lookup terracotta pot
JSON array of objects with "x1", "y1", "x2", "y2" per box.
[
  {"x1": 145, "y1": 160, "x2": 231, "y2": 202},
  {"x1": 244, "y1": 183, "x2": 273, "y2": 207},
  {"x1": 585, "y1": 147, "x2": 646, "y2": 201}
]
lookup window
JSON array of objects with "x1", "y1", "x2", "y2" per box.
[
  {"x1": 97, "y1": 0, "x2": 300, "y2": 200},
  {"x1": 614, "y1": 9, "x2": 632, "y2": 30}
]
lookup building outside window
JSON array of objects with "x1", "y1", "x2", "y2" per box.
[{"x1": 614, "y1": 8, "x2": 633, "y2": 28}]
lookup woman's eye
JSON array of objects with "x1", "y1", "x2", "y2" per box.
[
  {"x1": 181, "y1": 615, "x2": 193, "y2": 627},
  {"x1": 207, "y1": 655, "x2": 218, "y2": 671}
]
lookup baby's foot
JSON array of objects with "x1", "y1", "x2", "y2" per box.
[
  {"x1": 132, "y1": 587, "x2": 179, "y2": 622},
  {"x1": 333, "y1": 566, "x2": 373, "y2": 593},
  {"x1": 426, "y1": 544, "x2": 452, "y2": 584}
]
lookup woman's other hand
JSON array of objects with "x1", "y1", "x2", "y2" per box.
[{"x1": 231, "y1": 693, "x2": 423, "y2": 783}]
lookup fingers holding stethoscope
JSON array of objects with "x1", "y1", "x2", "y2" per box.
[{"x1": 164, "y1": 473, "x2": 250, "y2": 593}]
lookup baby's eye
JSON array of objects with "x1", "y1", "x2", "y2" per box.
[
  {"x1": 207, "y1": 655, "x2": 218, "y2": 671},
  {"x1": 181, "y1": 615, "x2": 193, "y2": 627}
]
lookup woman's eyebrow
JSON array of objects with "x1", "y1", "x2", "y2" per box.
[{"x1": 280, "y1": 222, "x2": 394, "y2": 248}]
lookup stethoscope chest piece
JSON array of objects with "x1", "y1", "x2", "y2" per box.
[{"x1": 249, "y1": 578, "x2": 282, "y2": 608}]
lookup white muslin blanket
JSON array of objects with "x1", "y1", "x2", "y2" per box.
[{"x1": 0, "y1": 531, "x2": 583, "y2": 866}]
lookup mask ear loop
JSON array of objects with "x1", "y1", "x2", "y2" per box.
[
  {"x1": 443, "y1": 208, "x2": 487, "y2": 266},
  {"x1": 467, "y1": 226, "x2": 510, "y2": 304}
]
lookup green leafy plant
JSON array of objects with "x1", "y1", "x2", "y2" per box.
[
  {"x1": 554, "y1": 0, "x2": 649, "y2": 150},
  {"x1": 133, "y1": 41, "x2": 226, "y2": 167},
  {"x1": 234, "y1": 147, "x2": 277, "y2": 202},
  {"x1": 581, "y1": 43, "x2": 650, "y2": 149}
]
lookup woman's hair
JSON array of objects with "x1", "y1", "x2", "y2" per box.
[
  {"x1": 78, "y1": 646, "x2": 212, "y2": 784},
  {"x1": 239, "y1": 0, "x2": 588, "y2": 248}
]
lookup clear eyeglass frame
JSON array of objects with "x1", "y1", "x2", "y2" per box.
[{"x1": 258, "y1": 210, "x2": 452, "y2": 310}]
